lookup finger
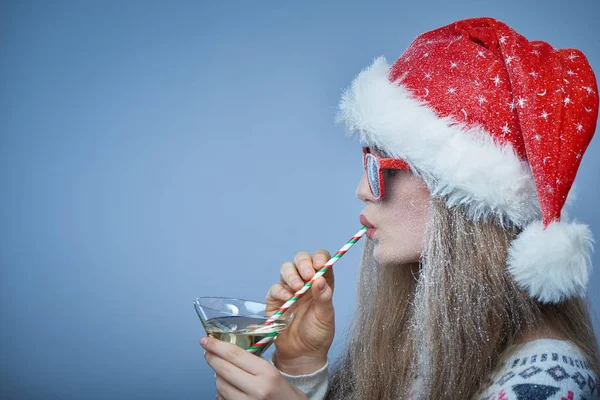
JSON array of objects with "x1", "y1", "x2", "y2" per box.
[
  {"x1": 310, "y1": 276, "x2": 335, "y2": 326},
  {"x1": 266, "y1": 283, "x2": 294, "y2": 305},
  {"x1": 293, "y1": 251, "x2": 316, "y2": 281},
  {"x1": 265, "y1": 284, "x2": 294, "y2": 316},
  {"x1": 279, "y1": 280, "x2": 295, "y2": 294},
  {"x1": 201, "y1": 337, "x2": 268, "y2": 376},
  {"x1": 204, "y1": 350, "x2": 255, "y2": 395},
  {"x1": 215, "y1": 373, "x2": 247, "y2": 400},
  {"x1": 313, "y1": 249, "x2": 334, "y2": 290},
  {"x1": 280, "y1": 261, "x2": 304, "y2": 291}
]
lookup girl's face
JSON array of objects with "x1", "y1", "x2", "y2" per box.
[{"x1": 356, "y1": 148, "x2": 431, "y2": 265}]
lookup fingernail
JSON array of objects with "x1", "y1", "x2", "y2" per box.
[
  {"x1": 318, "y1": 280, "x2": 326, "y2": 290},
  {"x1": 200, "y1": 337, "x2": 208, "y2": 346},
  {"x1": 203, "y1": 350, "x2": 206, "y2": 357}
]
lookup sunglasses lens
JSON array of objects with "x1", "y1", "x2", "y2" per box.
[{"x1": 366, "y1": 154, "x2": 381, "y2": 199}]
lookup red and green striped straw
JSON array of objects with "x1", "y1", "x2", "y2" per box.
[{"x1": 247, "y1": 226, "x2": 368, "y2": 353}]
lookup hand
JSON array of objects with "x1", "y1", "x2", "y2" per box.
[
  {"x1": 266, "y1": 250, "x2": 335, "y2": 375},
  {"x1": 200, "y1": 336, "x2": 308, "y2": 400}
]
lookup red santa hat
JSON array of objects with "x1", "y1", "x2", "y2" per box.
[{"x1": 338, "y1": 17, "x2": 598, "y2": 304}]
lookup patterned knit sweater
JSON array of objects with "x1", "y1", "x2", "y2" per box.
[{"x1": 272, "y1": 339, "x2": 599, "y2": 399}]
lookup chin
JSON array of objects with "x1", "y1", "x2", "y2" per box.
[{"x1": 374, "y1": 243, "x2": 420, "y2": 266}]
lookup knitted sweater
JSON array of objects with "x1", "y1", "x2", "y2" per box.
[{"x1": 272, "y1": 339, "x2": 600, "y2": 399}]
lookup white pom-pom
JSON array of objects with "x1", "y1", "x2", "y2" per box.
[{"x1": 507, "y1": 220, "x2": 594, "y2": 304}]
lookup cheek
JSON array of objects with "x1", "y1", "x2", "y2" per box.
[
  {"x1": 376, "y1": 181, "x2": 430, "y2": 263},
  {"x1": 391, "y1": 181, "x2": 429, "y2": 233},
  {"x1": 389, "y1": 203, "x2": 427, "y2": 252}
]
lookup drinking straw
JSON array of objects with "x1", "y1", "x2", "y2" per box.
[{"x1": 246, "y1": 226, "x2": 368, "y2": 353}]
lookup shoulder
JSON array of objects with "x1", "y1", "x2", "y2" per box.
[{"x1": 477, "y1": 339, "x2": 600, "y2": 399}]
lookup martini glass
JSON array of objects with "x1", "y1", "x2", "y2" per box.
[{"x1": 194, "y1": 296, "x2": 294, "y2": 357}]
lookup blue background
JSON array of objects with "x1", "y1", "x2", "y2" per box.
[{"x1": 1, "y1": 1, "x2": 599, "y2": 398}]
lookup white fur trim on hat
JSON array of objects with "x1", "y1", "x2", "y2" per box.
[
  {"x1": 507, "y1": 220, "x2": 594, "y2": 303},
  {"x1": 337, "y1": 57, "x2": 541, "y2": 228}
]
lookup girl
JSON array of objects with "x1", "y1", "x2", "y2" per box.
[{"x1": 200, "y1": 17, "x2": 600, "y2": 399}]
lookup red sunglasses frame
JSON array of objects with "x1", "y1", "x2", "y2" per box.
[{"x1": 362, "y1": 147, "x2": 411, "y2": 199}]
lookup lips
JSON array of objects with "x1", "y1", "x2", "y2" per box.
[
  {"x1": 360, "y1": 215, "x2": 377, "y2": 239},
  {"x1": 360, "y1": 214, "x2": 375, "y2": 229}
]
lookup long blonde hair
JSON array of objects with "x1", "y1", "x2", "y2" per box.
[{"x1": 325, "y1": 199, "x2": 600, "y2": 399}]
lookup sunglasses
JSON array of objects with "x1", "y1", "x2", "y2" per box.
[{"x1": 362, "y1": 147, "x2": 410, "y2": 200}]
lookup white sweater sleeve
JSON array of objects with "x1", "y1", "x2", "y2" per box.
[
  {"x1": 477, "y1": 339, "x2": 600, "y2": 399},
  {"x1": 269, "y1": 353, "x2": 329, "y2": 400}
]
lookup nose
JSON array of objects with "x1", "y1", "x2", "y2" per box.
[{"x1": 356, "y1": 172, "x2": 377, "y2": 203}]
